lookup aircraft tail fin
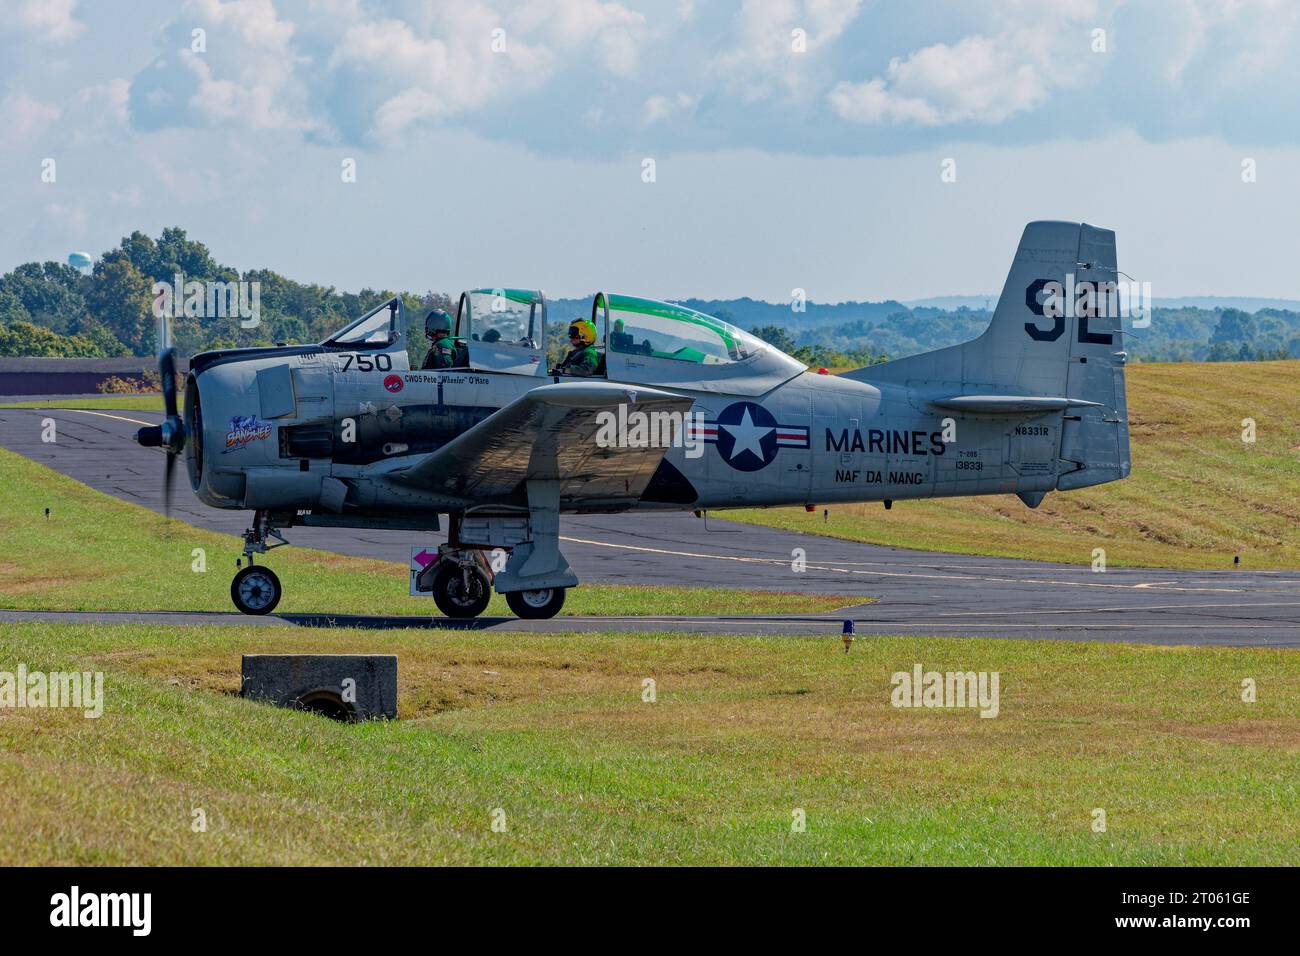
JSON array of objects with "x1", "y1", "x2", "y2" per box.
[{"x1": 844, "y1": 221, "x2": 1130, "y2": 490}]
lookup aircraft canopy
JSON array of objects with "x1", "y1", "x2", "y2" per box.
[{"x1": 457, "y1": 288, "x2": 547, "y2": 376}]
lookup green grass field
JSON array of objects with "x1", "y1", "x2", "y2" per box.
[
  {"x1": 0, "y1": 445, "x2": 858, "y2": 617},
  {"x1": 0, "y1": 384, "x2": 1296, "y2": 864},
  {"x1": 1, "y1": 622, "x2": 1296, "y2": 864},
  {"x1": 0, "y1": 394, "x2": 164, "y2": 411},
  {"x1": 727, "y1": 360, "x2": 1300, "y2": 570}
]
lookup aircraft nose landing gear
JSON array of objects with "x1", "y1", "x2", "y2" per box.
[
  {"x1": 231, "y1": 564, "x2": 282, "y2": 615},
  {"x1": 231, "y1": 510, "x2": 289, "y2": 615}
]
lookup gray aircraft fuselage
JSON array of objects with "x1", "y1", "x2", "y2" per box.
[{"x1": 181, "y1": 222, "x2": 1131, "y2": 525}]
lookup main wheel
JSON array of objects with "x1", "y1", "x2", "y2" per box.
[
  {"x1": 231, "y1": 565, "x2": 282, "y2": 615},
  {"x1": 505, "y1": 587, "x2": 566, "y2": 620},
  {"x1": 432, "y1": 561, "x2": 491, "y2": 619}
]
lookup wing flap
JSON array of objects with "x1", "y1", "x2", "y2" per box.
[{"x1": 396, "y1": 382, "x2": 696, "y2": 502}]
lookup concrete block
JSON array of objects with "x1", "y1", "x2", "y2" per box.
[{"x1": 241, "y1": 654, "x2": 397, "y2": 721}]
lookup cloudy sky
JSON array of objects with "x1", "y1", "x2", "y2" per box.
[{"x1": 2, "y1": 0, "x2": 1298, "y2": 301}]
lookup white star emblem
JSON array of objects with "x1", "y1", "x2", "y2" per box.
[{"x1": 721, "y1": 407, "x2": 774, "y2": 463}]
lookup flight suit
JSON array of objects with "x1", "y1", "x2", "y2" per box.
[
  {"x1": 557, "y1": 344, "x2": 600, "y2": 376},
  {"x1": 423, "y1": 334, "x2": 457, "y2": 370}
]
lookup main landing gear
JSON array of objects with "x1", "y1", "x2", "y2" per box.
[
  {"x1": 421, "y1": 493, "x2": 577, "y2": 621},
  {"x1": 416, "y1": 546, "x2": 569, "y2": 620}
]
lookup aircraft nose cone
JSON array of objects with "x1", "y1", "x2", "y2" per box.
[{"x1": 136, "y1": 425, "x2": 163, "y2": 448}]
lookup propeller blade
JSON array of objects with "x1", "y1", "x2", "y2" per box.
[
  {"x1": 159, "y1": 347, "x2": 178, "y2": 420},
  {"x1": 163, "y1": 448, "x2": 175, "y2": 518}
]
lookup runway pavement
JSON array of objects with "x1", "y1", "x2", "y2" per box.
[{"x1": 2, "y1": 403, "x2": 1298, "y2": 647}]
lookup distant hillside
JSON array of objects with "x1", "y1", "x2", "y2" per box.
[
  {"x1": 548, "y1": 295, "x2": 909, "y2": 336},
  {"x1": 1, "y1": 227, "x2": 1295, "y2": 364},
  {"x1": 903, "y1": 295, "x2": 1300, "y2": 313}
]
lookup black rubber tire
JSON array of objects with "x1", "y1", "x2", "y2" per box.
[
  {"x1": 432, "y1": 561, "x2": 492, "y2": 619},
  {"x1": 505, "y1": 587, "x2": 566, "y2": 620},
  {"x1": 231, "y1": 565, "x2": 282, "y2": 615}
]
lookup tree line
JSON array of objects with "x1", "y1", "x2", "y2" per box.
[{"x1": 2, "y1": 227, "x2": 1295, "y2": 366}]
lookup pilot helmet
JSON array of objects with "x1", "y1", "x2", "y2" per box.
[
  {"x1": 425, "y1": 309, "x2": 452, "y2": 338},
  {"x1": 568, "y1": 318, "x2": 597, "y2": 347}
]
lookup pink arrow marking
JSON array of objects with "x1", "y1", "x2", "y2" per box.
[{"x1": 414, "y1": 550, "x2": 438, "y2": 567}]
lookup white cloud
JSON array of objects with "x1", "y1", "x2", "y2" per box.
[
  {"x1": 517, "y1": 0, "x2": 645, "y2": 49},
  {"x1": 642, "y1": 91, "x2": 697, "y2": 125},
  {"x1": 830, "y1": 34, "x2": 1048, "y2": 126},
  {"x1": 827, "y1": 1, "x2": 1111, "y2": 128},
  {"x1": 181, "y1": 0, "x2": 310, "y2": 131},
  {"x1": 0, "y1": 92, "x2": 60, "y2": 147},
  {"x1": 712, "y1": 0, "x2": 863, "y2": 102},
  {"x1": 324, "y1": 1, "x2": 644, "y2": 140},
  {"x1": 63, "y1": 79, "x2": 130, "y2": 146},
  {"x1": 11, "y1": 0, "x2": 84, "y2": 43},
  {"x1": 328, "y1": 9, "x2": 552, "y2": 140}
]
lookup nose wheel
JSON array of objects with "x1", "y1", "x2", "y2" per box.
[{"x1": 231, "y1": 564, "x2": 282, "y2": 615}]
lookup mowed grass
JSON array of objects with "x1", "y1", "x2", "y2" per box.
[
  {"x1": 727, "y1": 360, "x2": 1300, "y2": 569},
  {"x1": 0, "y1": 446, "x2": 857, "y2": 617},
  {"x1": 0, "y1": 394, "x2": 164, "y2": 411},
  {"x1": 0, "y1": 622, "x2": 1295, "y2": 865}
]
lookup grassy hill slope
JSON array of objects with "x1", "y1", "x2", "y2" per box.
[
  {"x1": 2, "y1": 622, "x2": 1296, "y2": 865},
  {"x1": 727, "y1": 360, "x2": 1300, "y2": 569}
]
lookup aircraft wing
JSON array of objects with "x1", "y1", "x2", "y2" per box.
[{"x1": 394, "y1": 381, "x2": 696, "y2": 502}]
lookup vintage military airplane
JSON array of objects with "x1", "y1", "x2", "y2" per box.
[{"x1": 137, "y1": 221, "x2": 1130, "y2": 619}]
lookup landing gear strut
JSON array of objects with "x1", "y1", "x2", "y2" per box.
[{"x1": 232, "y1": 510, "x2": 288, "y2": 615}]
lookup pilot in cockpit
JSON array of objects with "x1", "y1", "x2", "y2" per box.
[
  {"x1": 553, "y1": 318, "x2": 600, "y2": 377},
  {"x1": 421, "y1": 310, "x2": 458, "y2": 370}
]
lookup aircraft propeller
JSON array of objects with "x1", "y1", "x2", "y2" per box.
[{"x1": 134, "y1": 346, "x2": 186, "y2": 517}]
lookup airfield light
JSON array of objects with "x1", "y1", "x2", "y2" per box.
[{"x1": 841, "y1": 620, "x2": 854, "y2": 653}]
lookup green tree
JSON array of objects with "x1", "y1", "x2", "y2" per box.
[
  {"x1": 0, "y1": 287, "x2": 30, "y2": 325},
  {"x1": 68, "y1": 315, "x2": 131, "y2": 356},
  {"x1": 0, "y1": 261, "x2": 87, "y2": 332},
  {"x1": 1211, "y1": 308, "x2": 1257, "y2": 344},
  {"x1": 0, "y1": 321, "x2": 106, "y2": 357},
  {"x1": 87, "y1": 258, "x2": 153, "y2": 355},
  {"x1": 749, "y1": 324, "x2": 798, "y2": 354}
]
